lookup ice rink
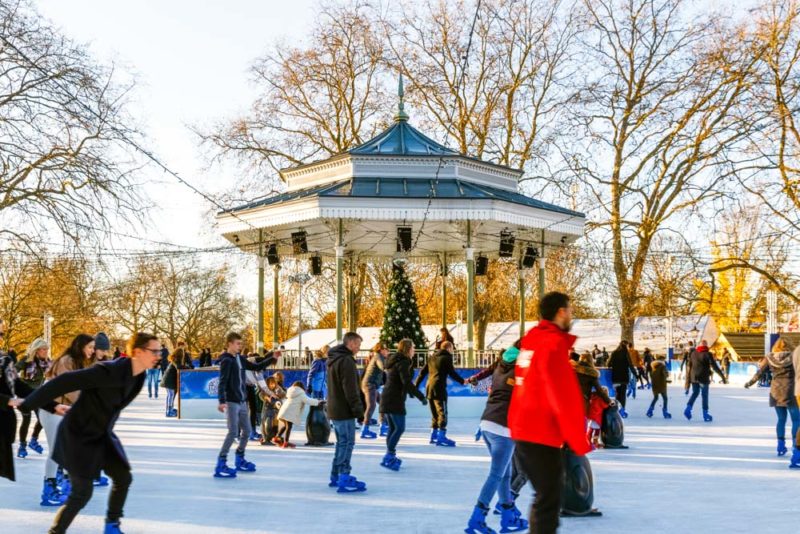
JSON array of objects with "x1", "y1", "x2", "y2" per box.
[{"x1": 2, "y1": 383, "x2": 797, "y2": 533}]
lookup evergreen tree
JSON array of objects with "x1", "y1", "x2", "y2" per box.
[{"x1": 379, "y1": 264, "x2": 427, "y2": 349}]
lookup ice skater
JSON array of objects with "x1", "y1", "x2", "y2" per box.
[
  {"x1": 214, "y1": 332, "x2": 278, "y2": 478},
  {"x1": 414, "y1": 340, "x2": 466, "y2": 446},
  {"x1": 15, "y1": 337, "x2": 50, "y2": 460},
  {"x1": 508, "y1": 292, "x2": 591, "y2": 534},
  {"x1": 744, "y1": 337, "x2": 799, "y2": 458},
  {"x1": 465, "y1": 340, "x2": 528, "y2": 534},
  {"x1": 274, "y1": 381, "x2": 321, "y2": 449},
  {"x1": 570, "y1": 352, "x2": 612, "y2": 449},
  {"x1": 684, "y1": 339, "x2": 727, "y2": 422},
  {"x1": 378, "y1": 338, "x2": 426, "y2": 471},
  {"x1": 646, "y1": 355, "x2": 671, "y2": 419},
  {"x1": 15, "y1": 332, "x2": 162, "y2": 534},
  {"x1": 326, "y1": 332, "x2": 367, "y2": 493},
  {"x1": 608, "y1": 342, "x2": 634, "y2": 418},
  {"x1": 360, "y1": 342, "x2": 388, "y2": 439}
]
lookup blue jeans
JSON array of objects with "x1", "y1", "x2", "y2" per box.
[
  {"x1": 687, "y1": 383, "x2": 709, "y2": 411},
  {"x1": 385, "y1": 413, "x2": 406, "y2": 454},
  {"x1": 166, "y1": 388, "x2": 176, "y2": 412},
  {"x1": 330, "y1": 419, "x2": 356, "y2": 477},
  {"x1": 477, "y1": 430, "x2": 515, "y2": 507},
  {"x1": 775, "y1": 405, "x2": 800, "y2": 441},
  {"x1": 146, "y1": 368, "x2": 160, "y2": 397}
]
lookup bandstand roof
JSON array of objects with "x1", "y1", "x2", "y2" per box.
[{"x1": 217, "y1": 81, "x2": 585, "y2": 263}]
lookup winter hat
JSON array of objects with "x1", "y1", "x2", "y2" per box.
[
  {"x1": 503, "y1": 346, "x2": 520, "y2": 363},
  {"x1": 94, "y1": 332, "x2": 111, "y2": 351}
]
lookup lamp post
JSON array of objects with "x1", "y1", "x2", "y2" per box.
[{"x1": 289, "y1": 273, "x2": 312, "y2": 361}]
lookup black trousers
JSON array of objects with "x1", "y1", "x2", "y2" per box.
[
  {"x1": 50, "y1": 450, "x2": 132, "y2": 534},
  {"x1": 429, "y1": 399, "x2": 448, "y2": 430},
  {"x1": 514, "y1": 441, "x2": 563, "y2": 534},
  {"x1": 614, "y1": 384, "x2": 627, "y2": 409},
  {"x1": 247, "y1": 386, "x2": 259, "y2": 430},
  {"x1": 19, "y1": 410, "x2": 42, "y2": 442}
]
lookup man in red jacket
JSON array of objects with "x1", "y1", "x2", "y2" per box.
[{"x1": 508, "y1": 291, "x2": 591, "y2": 534}]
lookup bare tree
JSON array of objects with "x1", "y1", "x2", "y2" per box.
[
  {"x1": 195, "y1": 1, "x2": 387, "y2": 202},
  {"x1": 0, "y1": 0, "x2": 144, "y2": 250},
  {"x1": 384, "y1": 0, "x2": 580, "y2": 177},
  {"x1": 562, "y1": 0, "x2": 762, "y2": 341}
]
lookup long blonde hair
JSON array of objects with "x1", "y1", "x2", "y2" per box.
[
  {"x1": 25, "y1": 337, "x2": 49, "y2": 362},
  {"x1": 772, "y1": 336, "x2": 795, "y2": 353}
]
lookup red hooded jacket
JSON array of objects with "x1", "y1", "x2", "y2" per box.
[{"x1": 508, "y1": 320, "x2": 591, "y2": 455}]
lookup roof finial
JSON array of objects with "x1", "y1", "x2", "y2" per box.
[{"x1": 395, "y1": 72, "x2": 409, "y2": 122}]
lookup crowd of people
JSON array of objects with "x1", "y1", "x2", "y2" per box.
[{"x1": 2, "y1": 293, "x2": 800, "y2": 534}]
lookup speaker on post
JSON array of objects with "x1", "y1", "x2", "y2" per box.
[
  {"x1": 291, "y1": 230, "x2": 308, "y2": 254},
  {"x1": 521, "y1": 246, "x2": 538, "y2": 269},
  {"x1": 266, "y1": 243, "x2": 280, "y2": 265},
  {"x1": 397, "y1": 226, "x2": 412, "y2": 252},
  {"x1": 499, "y1": 231, "x2": 515, "y2": 258},
  {"x1": 310, "y1": 255, "x2": 322, "y2": 276},
  {"x1": 475, "y1": 255, "x2": 489, "y2": 276}
]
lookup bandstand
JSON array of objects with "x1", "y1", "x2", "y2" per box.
[{"x1": 216, "y1": 79, "x2": 585, "y2": 364}]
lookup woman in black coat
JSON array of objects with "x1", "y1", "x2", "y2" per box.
[
  {"x1": 608, "y1": 342, "x2": 634, "y2": 418},
  {"x1": 378, "y1": 338, "x2": 426, "y2": 470},
  {"x1": 18, "y1": 332, "x2": 162, "y2": 534}
]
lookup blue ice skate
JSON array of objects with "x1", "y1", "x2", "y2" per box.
[
  {"x1": 379, "y1": 422, "x2": 389, "y2": 437},
  {"x1": 436, "y1": 430, "x2": 456, "y2": 447},
  {"x1": 213, "y1": 456, "x2": 237, "y2": 478},
  {"x1": 17, "y1": 442, "x2": 27, "y2": 458},
  {"x1": 40, "y1": 479, "x2": 67, "y2": 506},
  {"x1": 663, "y1": 409, "x2": 672, "y2": 419},
  {"x1": 777, "y1": 438, "x2": 788, "y2": 456},
  {"x1": 645, "y1": 407, "x2": 654, "y2": 418},
  {"x1": 702, "y1": 410, "x2": 713, "y2": 422},
  {"x1": 683, "y1": 406, "x2": 692, "y2": 420},
  {"x1": 380, "y1": 452, "x2": 401, "y2": 471},
  {"x1": 465, "y1": 504, "x2": 496, "y2": 534},
  {"x1": 235, "y1": 451, "x2": 256, "y2": 472},
  {"x1": 499, "y1": 502, "x2": 528, "y2": 533},
  {"x1": 429, "y1": 428, "x2": 439, "y2": 444},
  {"x1": 28, "y1": 437, "x2": 44, "y2": 454},
  {"x1": 790, "y1": 448, "x2": 800, "y2": 469},
  {"x1": 94, "y1": 475, "x2": 109, "y2": 487},
  {"x1": 360, "y1": 425, "x2": 377, "y2": 439},
  {"x1": 104, "y1": 521, "x2": 124, "y2": 534},
  {"x1": 336, "y1": 473, "x2": 367, "y2": 493}
]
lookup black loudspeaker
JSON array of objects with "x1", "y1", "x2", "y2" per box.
[
  {"x1": 521, "y1": 246, "x2": 538, "y2": 269},
  {"x1": 499, "y1": 231, "x2": 515, "y2": 257},
  {"x1": 266, "y1": 243, "x2": 280, "y2": 265},
  {"x1": 475, "y1": 255, "x2": 488, "y2": 276},
  {"x1": 310, "y1": 255, "x2": 322, "y2": 276},
  {"x1": 291, "y1": 231, "x2": 308, "y2": 254},
  {"x1": 601, "y1": 403, "x2": 628, "y2": 449},
  {"x1": 397, "y1": 226, "x2": 412, "y2": 252},
  {"x1": 305, "y1": 404, "x2": 332, "y2": 446},
  {"x1": 561, "y1": 448, "x2": 598, "y2": 516}
]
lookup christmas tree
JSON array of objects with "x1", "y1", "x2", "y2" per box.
[{"x1": 379, "y1": 263, "x2": 427, "y2": 349}]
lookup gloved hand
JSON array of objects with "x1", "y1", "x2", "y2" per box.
[
  {"x1": 744, "y1": 382, "x2": 751, "y2": 389},
  {"x1": 684, "y1": 389, "x2": 689, "y2": 396},
  {"x1": 421, "y1": 398, "x2": 428, "y2": 406},
  {"x1": 475, "y1": 428, "x2": 482, "y2": 441}
]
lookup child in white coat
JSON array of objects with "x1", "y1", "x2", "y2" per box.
[{"x1": 273, "y1": 381, "x2": 321, "y2": 448}]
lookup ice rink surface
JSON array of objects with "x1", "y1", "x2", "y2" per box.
[{"x1": 2, "y1": 384, "x2": 797, "y2": 534}]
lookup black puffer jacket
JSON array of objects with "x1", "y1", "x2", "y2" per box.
[
  {"x1": 479, "y1": 360, "x2": 516, "y2": 428},
  {"x1": 685, "y1": 347, "x2": 726, "y2": 386},
  {"x1": 414, "y1": 349, "x2": 465, "y2": 400},
  {"x1": 608, "y1": 347, "x2": 634, "y2": 384},
  {"x1": 746, "y1": 351, "x2": 796, "y2": 407},
  {"x1": 380, "y1": 353, "x2": 425, "y2": 415},
  {"x1": 326, "y1": 344, "x2": 364, "y2": 420}
]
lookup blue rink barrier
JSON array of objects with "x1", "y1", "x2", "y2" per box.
[{"x1": 178, "y1": 366, "x2": 617, "y2": 418}]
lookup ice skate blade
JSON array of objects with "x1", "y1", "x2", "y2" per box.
[{"x1": 561, "y1": 508, "x2": 603, "y2": 517}]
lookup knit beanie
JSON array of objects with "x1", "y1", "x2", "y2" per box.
[
  {"x1": 502, "y1": 346, "x2": 520, "y2": 363},
  {"x1": 94, "y1": 332, "x2": 111, "y2": 351}
]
